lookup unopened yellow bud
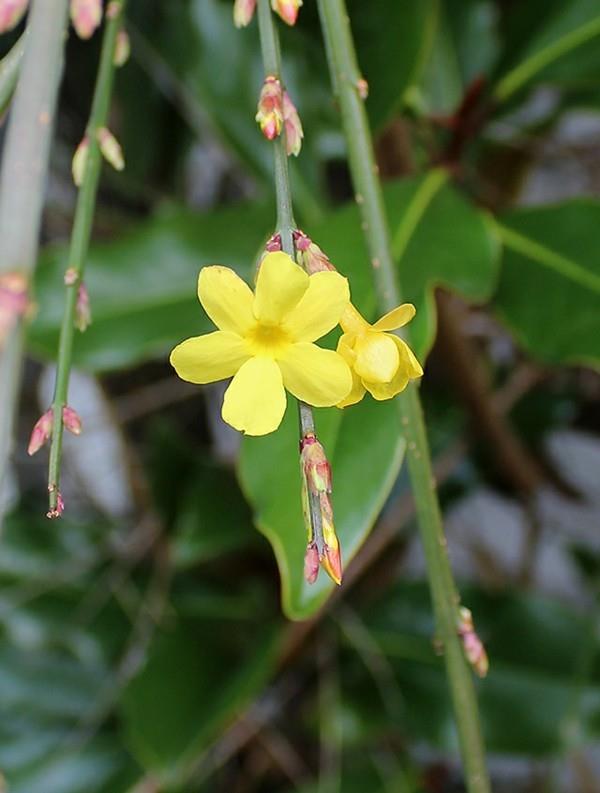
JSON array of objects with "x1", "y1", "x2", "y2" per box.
[
  {"x1": 70, "y1": 0, "x2": 102, "y2": 39},
  {"x1": 72, "y1": 135, "x2": 89, "y2": 187},
  {"x1": 255, "y1": 75, "x2": 284, "y2": 141},
  {"x1": 113, "y1": 29, "x2": 130, "y2": 67},
  {"x1": 97, "y1": 126, "x2": 125, "y2": 171},
  {"x1": 271, "y1": 0, "x2": 302, "y2": 25},
  {"x1": 233, "y1": 0, "x2": 256, "y2": 27}
]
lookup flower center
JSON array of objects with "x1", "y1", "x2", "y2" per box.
[{"x1": 246, "y1": 322, "x2": 292, "y2": 357}]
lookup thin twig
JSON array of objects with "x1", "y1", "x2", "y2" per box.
[
  {"x1": 316, "y1": 2, "x2": 491, "y2": 790},
  {"x1": 47, "y1": 0, "x2": 127, "y2": 515}
]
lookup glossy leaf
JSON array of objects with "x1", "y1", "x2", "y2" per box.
[
  {"x1": 121, "y1": 616, "x2": 278, "y2": 780},
  {"x1": 309, "y1": 174, "x2": 500, "y2": 362},
  {"x1": 493, "y1": 200, "x2": 600, "y2": 367},
  {"x1": 239, "y1": 397, "x2": 405, "y2": 621},
  {"x1": 28, "y1": 203, "x2": 272, "y2": 372}
]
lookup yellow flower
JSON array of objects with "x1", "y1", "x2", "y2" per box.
[
  {"x1": 336, "y1": 303, "x2": 423, "y2": 408},
  {"x1": 170, "y1": 252, "x2": 352, "y2": 436}
]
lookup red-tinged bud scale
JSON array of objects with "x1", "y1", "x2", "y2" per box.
[
  {"x1": 75, "y1": 283, "x2": 91, "y2": 332},
  {"x1": 64, "y1": 267, "x2": 78, "y2": 286},
  {"x1": 0, "y1": 0, "x2": 28, "y2": 33},
  {"x1": 304, "y1": 542, "x2": 319, "y2": 585},
  {"x1": 265, "y1": 232, "x2": 282, "y2": 253},
  {"x1": 300, "y1": 432, "x2": 332, "y2": 495},
  {"x1": 0, "y1": 272, "x2": 29, "y2": 348},
  {"x1": 233, "y1": 0, "x2": 256, "y2": 28},
  {"x1": 70, "y1": 0, "x2": 102, "y2": 39},
  {"x1": 62, "y1": 405, "x2": 82, "y2": 435},
  {"x1": 282, "y1": 91, "x2": 303, "y2": 157},
  {"x1": 255, "y1": 75, "x2": 284, "y2": 142},
  {"x1": 457, "y1": 606, "x2": 489, "y2": 678},
  {"x1": 293, "y1": 230, "x2": 336, "y2": 274},
  {"x1": 271, "y1": 0, "x2": 302, "y2": 26},
  {"x1": 28, "y1": 409, "x2": 53, "y2": 456},
  {"x1": 47, "y1": 485, "x2": 65, "y2": 519}
]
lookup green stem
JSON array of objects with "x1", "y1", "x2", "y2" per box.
[
  {"x1": 47, "y1": 0, "x2": 127, "y2": 514},
  {"x1": 0, "y1": 0, "x2": 70, "y2": 524},
  {"x1": 0, "y1": 32, "x2": 26, "y2": 116},
  {"x1": 256, "y1": 0, "x2": 324, "y2": 550},
  {"x1": 316, "y1": 2, "x2": 490, "y2": 791}
]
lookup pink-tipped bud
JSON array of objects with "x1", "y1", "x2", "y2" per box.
[
  {"x1": 0, "y1": 272, "x2": 29, "y2": 348},
  {"x1": 62, "y1": 405, "x2": 82, "y2": 436},
  {"x1": 304, "y1": 542, "x2": 320, "y2": 585},
  {"x1": 457, "y1": 607, "x2": 489, "y2": 678},
  {"x1": 293, "y1": 230, "x2": 336, "y2": 275},
  {"x1": 28, "y1": 408, "x2": 53, "y2": 456},
  {"x1": 319, "y1": 492, "x2": 342, "y2": 584},
  {"x1": 97, "y1": 126, "x2": 125, "y2": 171},
  {"x1": 271, "y1": 0, "x2": 302, "y2": 25},
  {"x1": 72, "y1": 135, "x2": 89, "y2": 187},
  {"x1": 113, "y1": 29, "x2": 130, "y2": 67},
  {"x1": 282, "y1": 91, "x2": 303, "y2": 157},
  {"x1": 47, "y1": 486, "x2": 65, "y2": 519},
  {"x1": 265, "y1": 232, "x2": 282, "y2": 253},
  {"x1": 321, "y1": 541, "x2": 342, "y2": 586},
  {"x1": 75, "y1": 282, "x2": 91, "y2": 332},
  {"x1": 233, "y1": 0, "x2": 256, "y2": 27},
  {"x1": 70, "y1": 0, "x2": 102, "y2": 39},
  {"x1": 356, "y1": 78, "x2": 369, "y2": 100},
  {"x1": 255, "y1": 75, "x2": 284, "y2": 141},
  {"x1": 300, "y1": 432, "x2": 332, "y2": 495},
  {"x1": 0, "y1": 0, "x2": 28, "y2": 32}
]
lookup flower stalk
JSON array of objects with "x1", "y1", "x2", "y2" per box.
[
  {"x1": 47, "y1": 0, "x2": 127, "y2": 516},
  {"x1": 256, "y1": 0, "x2": 334, "y2": 579},
  {"x1": 0, "y1": 0, "x2": 70, "y2": 523},
  {"x1": 316, "y1": 1, "x2": 490, "y2": 791}
]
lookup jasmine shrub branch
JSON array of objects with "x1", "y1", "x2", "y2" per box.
[
  {"x1": 47, "y1": 0, "x2": 127, "y2": 516},
  {"x1": 0, "y1": 0, "x2": 70, "y2": 523},
  {"x1": 316, "y1": 1, "x2": 491, "y2": 791},
  {"x1": 256, "y1": 0, "x2": 326, "y2": 555}
]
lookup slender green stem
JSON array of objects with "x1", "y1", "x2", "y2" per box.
[
  {"x1": 316, "y1": 2, "x2": 490, "y2": 791},
  {"x1": 256, "y1": 0, "x2": 324, "y2": 550},
  {"x1": 0, "y1": 32, "x2": 26, "y2": 116},
  {"x1": 0, "y1": 0, "x2": 70, "y2": 524},
  {"x1": 47, "y1": 0, "x2": 127, "y2": 514}
]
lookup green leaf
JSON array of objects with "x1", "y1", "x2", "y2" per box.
[
  {"x1": 239, "y1": 398, "x2": 405, "y2": 621},
  {"x1": 28, "y1": 202, "x2": 272, "y2": 372},
  {"x1": 121, "y1": 616, "x2": 278, "y2": 782},
  {"x1": 310, "y1": 173, "x2": 500, "y2": 362},
  {"x1": 493, "y1": 200, "x2": 600, "y2": 368},
  {"x1": 494, "y1": 0, "x2": 600, "y2": 101},
  {"x1": 348, "y1": 0, "x2": 438, "y2": 128}
]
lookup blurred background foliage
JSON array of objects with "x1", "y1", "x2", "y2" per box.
[{"x1": 1, "y1": 0, "x2": 600, "y2": 790}]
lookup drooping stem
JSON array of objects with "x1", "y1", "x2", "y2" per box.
[
  {"x1": 256, "y1": 0, "x2": 325, "y2": 550},
  {"x1": 316, "y1": 2, "x2": 490, "y2": 791},
  {"x1": 47, "y1": 0, "x2": 127, "y2": 515},
  {"x1": 0, "y1": 0, "x2": 70, "y2": 523}
]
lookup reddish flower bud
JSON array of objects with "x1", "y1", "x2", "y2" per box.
[
  {"x1": 47, "y1": 485, "x2": 65, "y2": 519},
  {"x1": 271, "y1": 0, "x2": 302, "y2": 25},
  {"x1": 265, "y1": 232, "x2": 282, "y2": 253},
  {"x1": 304, "y1": 541, "x2": 320, "y2": 585},
  {"x1": 356, "y1": 78, "x2": 369, "y2": 100},
  {"x1": 62, "y1": 405, "x2": 82, "y2": 435},
  {"x1": 233, "y1": 0, "x2": 256, "y2": 27},
  {"x1": 300, "y1": 432, "x2": 332, "y2": 495},
  {"x1": 75, "y1": 282, "x2": 91, "y2": 332},
  {"x1": 0, "y1": 272, "x2": 29, "y2": 348},
  {"x1": 282, "y1": 91, "x2": 303, "y2": 157},
  {"x1": 97, "y1": 126, "x2": 125, "y2": 171},
  {"x1": 0, "y1": 0, "x2": 28, "y2": 33},
  {"x1": 28, "y1": 408, "x2": 53, "y2": 456},
  {"x1": 70, "y1": 0, "x2": 102, "y2": 39},
  {"x1": 457, "y1": 607, "x2": 489, "y2": 678},
  {"x1": 255, "y1": 75, "x2": 284, "y2": 141},
  {"x1": 113, "y1": 29, "x2": 130, "y2": 67},
  {"x1": 72, "y1": 135, "x2": 89, "y2": 187},
  {"x1": 319, "y1": 492, "x2": 342, "y2": 585},
  {"x1": 293, "y1": 230, "x2": 336, "y2": 274}
]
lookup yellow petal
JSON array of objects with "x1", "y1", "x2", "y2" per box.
[
  {"x1": 336, "y1": 336, "x2": 365, "y2": 408},
  {"x1": 396, "y1": 335, "x2": 424, "y2": 378},
  {"x1": 372, "y1": 303, "x2": 416, "y2": 332},
  {"x1": 354, "y1": 331, "x2": 399, "y2": 383},
  {"x1": 282, "y1": 271, "x2": 350, "y2": 342},
  {"x1": 363, "y1": 370, "x2": 410, "y2": 400},
  {"x1": 253, "y1": 252, "x2": 308, "y2": 325},
  {"x1": 279, "y1": 342, "x2": 352, "y2": 407},
  {"x1": 198, "y1": 266, "x2": 255, "y2": 334},
  {"x1": 222, "y1": 356, "x2": 287, "y2": 435},
  {"x1": 170, "y1": 331, "x2": 250, "y2": 384}
]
